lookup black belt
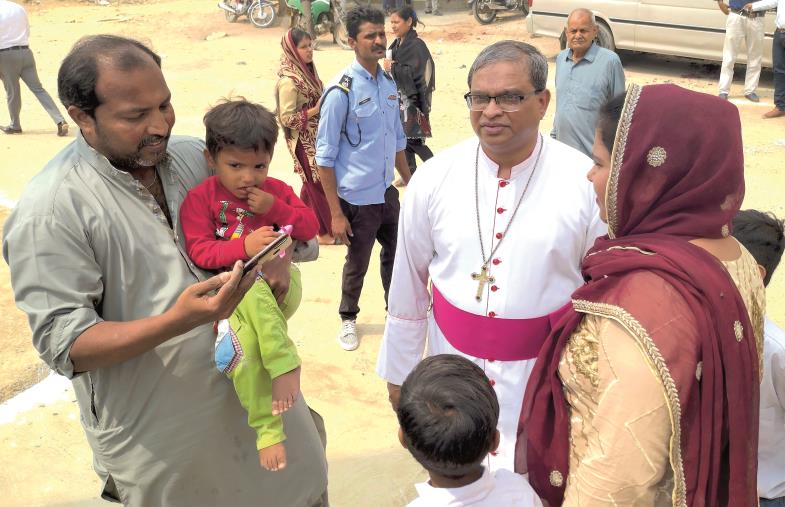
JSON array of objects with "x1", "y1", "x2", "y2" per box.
[
  {"x1": 730, "y1": 8, "x2": 764, "y2": 18},
  {"x1": 0, "y1": 45, "x2": 28, "y2": 52}
]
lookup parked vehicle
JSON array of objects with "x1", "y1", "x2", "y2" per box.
[
  {"x1": 526, "y1": 0, "x2": 775, "y2": 67},
  {"x1": 218, "y1": 0, "x2": 278, "y2": 28},
  {"x1": 472, "y1": 0, "x2": 529, "y2": 24},
  {"x1": 286, "y1": 0, "x2": 350, "y2": 49}
]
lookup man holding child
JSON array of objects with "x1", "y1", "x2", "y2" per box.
[{"x1": 3, "y1": 35, "x2": 328, "y2": 506}]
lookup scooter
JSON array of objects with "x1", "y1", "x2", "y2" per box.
[
  {"x1": 472, "y1": 0, "x2": 529, "y2": 24},
  {"x1": 286, "y1": 0, "x2": 350, "y2": 49},
  {"x1": 218, "y1": 0, "x2": 278, "y2": 28}
]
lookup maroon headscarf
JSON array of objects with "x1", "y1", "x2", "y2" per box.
[{"x1": 518, "y1": 84, "x2": 760, "y2": 506}]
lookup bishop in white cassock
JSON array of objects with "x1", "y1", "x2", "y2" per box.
[{"x1": 376, "y1": 41, "x2": 607, "y2": 473}]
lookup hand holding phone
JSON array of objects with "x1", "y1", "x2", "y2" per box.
[{"x1": 242, "y1": 232, "x2": 292, "y2": 277}]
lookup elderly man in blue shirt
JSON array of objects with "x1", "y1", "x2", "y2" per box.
[
  {"x1": 316, "y1": 5, "x2": 411, "y2": 352},
  {"x1": 551, "y1": 8, "x2": 625, "y2": 157}
]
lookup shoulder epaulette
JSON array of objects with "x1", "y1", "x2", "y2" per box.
[{"x1": 338, "y1": 74, "x2": 353, "y2": 92}]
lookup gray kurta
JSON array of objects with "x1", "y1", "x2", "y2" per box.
[{"x1": 2, "y1": 134, "x2": 328, "y2": 506}]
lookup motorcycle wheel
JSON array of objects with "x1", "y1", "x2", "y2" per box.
[
  {"x1": 249, "y1": 0, "x2": 277, "y2": 28},
  {"x1": 473, "y1": 0, "x2": 496, "y2": 24},
  {"x1": 224, "y1": 9, "x2": 239, "y2": 22}
]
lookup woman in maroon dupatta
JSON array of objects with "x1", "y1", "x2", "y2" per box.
[
  {"x1": 518, "y1": 83, "x2": 765, "y2": 506},
  {"x1": 275, "y1": 28, "x2": 334, "y2": 245}
]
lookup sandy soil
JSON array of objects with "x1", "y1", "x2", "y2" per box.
[{"x1": 0, "y1": 0, "x2": 784, "y2": 505}]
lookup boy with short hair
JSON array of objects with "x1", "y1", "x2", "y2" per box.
[
  {"x1": 397, "y1": 354, "x2": 542, "y2": 506},
  {"x1": 180, "y1": 98, "x2": 319, "y2": 471},
  {"x1": 732, "y1": 209, "x2": 785, "y2": 506}
]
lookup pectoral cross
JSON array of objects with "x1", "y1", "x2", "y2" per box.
[{"x1": 471, "y1": 265, "x2": 495, "y2": 302}]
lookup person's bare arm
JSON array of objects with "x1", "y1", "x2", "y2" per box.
[
  {"x1": 317, "y1": 165, "x2": 353, "y2": 245},
  {"x1": 395, "y1": 150, "x2": 412, "y2": 185},
  {"x1": 387, "y1": 382, "x2": 401, "y2": 411},
  {"x1": 718, "y1": 0, "x2": 730, "y2": 15},
  {"x1": 70, "y1": 262, "x2": 255, "y2": 373}
]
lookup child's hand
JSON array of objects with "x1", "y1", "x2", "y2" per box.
[
  {"x1": 246, "y1": 187, "x2": 275, "y2": 215},
  {"x1": 244, "y1": 226, "x2": 279, "y2": 257}
]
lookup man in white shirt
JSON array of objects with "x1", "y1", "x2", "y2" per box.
[
  {"x1": 732, "y1": 209, "x2": 785, "y2": 506},
  {"x1": 377, "y1": 40, "x2": 605, "y2": 472},
  {"x1": 744, "y1": 0, "x2": 785, "y2": 118},
  {"x1": 0, "y1": 0, "x2": 68, "y2": 135},
  {"x1": 716, "y1": 0, "x2": 766, "y2": 102}
]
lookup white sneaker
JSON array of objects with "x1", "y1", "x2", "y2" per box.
[{"x1": 337, "y1": 320, "x2": 359, "y2": 351}]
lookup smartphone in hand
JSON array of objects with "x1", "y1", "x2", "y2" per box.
[{"x1": 241, "y1": 232, "x2": 292, "y2": 277}]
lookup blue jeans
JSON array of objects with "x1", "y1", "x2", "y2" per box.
[
  {"x1": 761, "y1": 497, "x2": 785, "y2": 507},
  {"x1": 773, "y1": 31, "x2": 785, "y2": 110}
]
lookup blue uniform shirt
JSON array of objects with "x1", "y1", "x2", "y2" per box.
[
  {"x1": 727, "y1": 0, "x2": 750, "y2": 10},
  {"x1": 552, "y1": 42, "x2": 625, "y2": 157},
  {"x1": 315, "y1": 60, "x2": 407, "y2": 206}
]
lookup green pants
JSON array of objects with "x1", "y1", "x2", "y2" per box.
[{"x1": 214, "y1": 265, "x2": 302, "y2": 449}]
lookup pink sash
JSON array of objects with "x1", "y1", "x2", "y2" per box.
[{"x1": 432, "y1": 284, "x2": 570, "y2": 361}]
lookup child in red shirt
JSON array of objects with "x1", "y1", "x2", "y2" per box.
[{"x1": 180, "y1": 99, "x2": 318, "y2": 472}]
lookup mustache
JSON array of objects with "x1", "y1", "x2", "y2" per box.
[
  {"x1": 372, "y1": 45, "x2": 386, "y2": 51},
  {"x1": 138, "y1": 135, "x2": 168, "y2": 149}
]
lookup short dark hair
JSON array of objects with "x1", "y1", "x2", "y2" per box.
[
  {"x1": 345, "y1": 6, "x2": 385, "y2": 40},
  {"x1": 204, "y1": 98, "x2": 278, "y2": 156},
  {"x1": 732, "y1": 209, "x2": 785, "y2": 286},
  {"x1": 397, "y1": 354, "x2": 499, "y2": 479},
  {"x1": 58, "y1": 35, "x2": 161, "y2": 117},
  {"x1": 289, "y1": 27, "x2": 312, "y2": 46},
  {"x1": 391, "y1": 6, "x2": 419, "y2": 28},
  {"x1": 597, "y1": 92, "x2": 627, "y2": 153}
]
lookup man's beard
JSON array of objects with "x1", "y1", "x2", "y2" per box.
[{"x1": 105, "y1": 135, "x2": 171, "y2": 173}]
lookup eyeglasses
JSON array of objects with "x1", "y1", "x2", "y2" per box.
[{"x1": 463, "y1": 90, "x2": 543, "y2": 112}]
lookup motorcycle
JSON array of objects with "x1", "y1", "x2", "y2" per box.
[
  {"x1": 471, "y1": 0, "x2": 529, "y2": 24},
  {"x1": 286, "y1": 0, "x2": 350, "y2": 49},
  {"x1": 218, "y1": 0, "x2": 278, "y2": 28}
]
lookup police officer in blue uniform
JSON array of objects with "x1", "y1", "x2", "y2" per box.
[{"x1": 316, "y1": 5, "x2": 412, "y2": 351}]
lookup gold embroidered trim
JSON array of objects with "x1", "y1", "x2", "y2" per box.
[
  {"x1": 695, "y1": 361, "x2": 703, "y2": 382},
  {"x1": 647, "y1": 146, "x2": 667, "y2": 167},
  {"x1": 567, "y1": 324, "x2": 599, "y2": 388},
  {"x1": 607, "y1": 83, "x2": 642, "y2": 239},
  {"x1": 549, "y1": 470, "x2": 564, "y2": 487},
  {"x1": 721, "y1": 224, "x2": 730, "y2": 238},
  {"x1": 734, "y1": 320, "x2": 744, "y2": 342},
  {"x1": 585, "y1": 245, "x2": 657, "y2": 258},
  {"x1": 572, "y1": 299, "x2": 687, "y2": 507},
  {"x1": 751, "y1": 296, "x2": 764, "y2": 376}
]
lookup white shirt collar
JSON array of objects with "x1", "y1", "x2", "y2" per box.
[
  {"x1": 477, "y1": 134, "x2": 543, "y2": 181},
  {"x1": 413, "y1": 467, "x2": 495, "y2": 506}
]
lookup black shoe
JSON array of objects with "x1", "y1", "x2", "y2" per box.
[
  {"x1": 745, "y1": 92, "x2": 760, "y2": 103},
  {"x1": 424, "y1": 8, "x2": 432, "y2": 12},
  {"x1": 433, "y1": 9, "x2": 443, "y2": 15},
  {"x1": 0, "y1": 125, "x2": 22, "y2": 134}
]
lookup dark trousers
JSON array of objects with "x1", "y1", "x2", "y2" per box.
[
  {"x1": 405, "y1": 138, "x2": 434, "y2": 174},
  {"x1": 774, "y1": 31, "x2": 785, "y2": 110},
  {"x1": 338, "y1": 186, "x2": 399, "y2": 320}
]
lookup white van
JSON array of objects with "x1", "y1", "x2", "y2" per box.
[{"x1": 526, "y1": 0, "x2": 776, "y2": 67}]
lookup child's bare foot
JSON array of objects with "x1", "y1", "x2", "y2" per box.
[
  {"x1": 259, "y1": 442, "x2": 287, "y2": 471},
  {"x1": 271, "y1": 366, "x2": 301, "y2": 416}
]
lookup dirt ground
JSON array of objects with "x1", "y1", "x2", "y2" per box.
[{"x1": 0, "y1": 0, "x2": 784, "y2": 505}]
